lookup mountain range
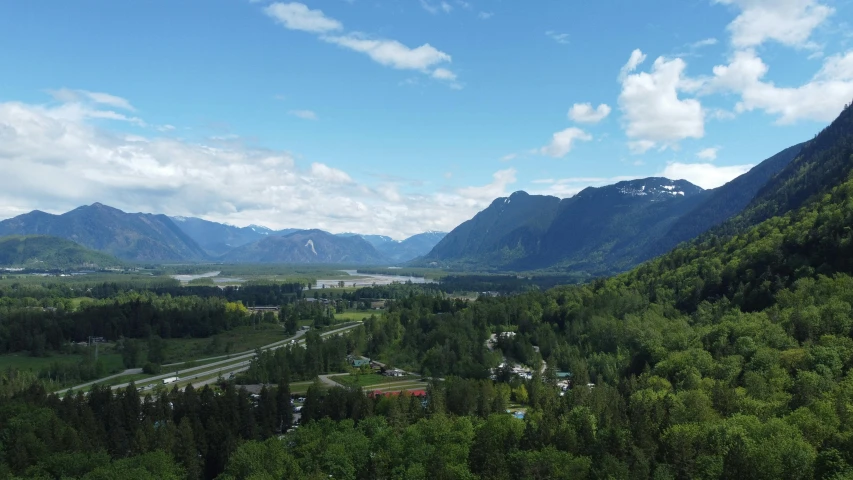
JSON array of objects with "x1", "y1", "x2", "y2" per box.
[
  {"x1": 0, "y1": 206, "x2": 446, "y2": 264},
  {"x1": 420, "y1": 141, "x2": 812, "y2": 274},
  {"x1": 3, "y1": 102, "x2": 849, "y2": 271},
  {"x1": 421, "y1": 101, "x2": 853, "y2": 275},
  {"x1": 0, "y1": 203, "x2": 208, "y2": 262}
]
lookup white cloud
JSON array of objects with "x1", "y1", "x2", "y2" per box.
[
  {"x1": 48, "y1": 89, "x2": 136, "y2": 111},
  {"x1": 568, "y1": 103, "x2": 611, "y2": 123},
  {"x1": 456, "y1": 168, "x2": 517, "y2": 203},
  {"x1": 289, "y1": 109, "x2": 318, "y2": 120},
  {"x1": 310, "y1": 162, "x2": 351, "y2": 183},
  {"x1": 500, "y1": 153, "x2": 517, "y2": 162},
  {"x1": 420, "y1": 0, "x2": 438, "y2": 14},
  {"x1": 697, "y1": 147, "x2": 719, "y2": 160},
  {"x1": 264, "y1": 2, "x2": 343, "y2": 33},
  {"x1": 618, "y1": 51, "x2": 704, "y2": 151},
  {"x1": 0, "y1": 93, "x2": 518, "y2": 239},
  {"x1": 323, "y1": 34, "x2": 451, "y2": 71},
  {"x1": 432, "y1": 68, "x2": 457, "y2": 81},
  {"x1": 658, "y1": 162, "x2": 752, "y2": 189},
  {"x1": 628, "y1": 140, "x2": 656, "y2": 154},
  {"x1": 263, "y1": 2, "x2": 455, "y2": 83},
  {"x1": 546, "y1": 31, "x2": 570, "y2": 45},
  {"x1": 619, "y1": 49, "x2": 647, "y2": 80},
  {"x1": 690, "y1": 37, "x2": 718, "y2": 49},
  {"x1": 715, "y1": 0, "x2": 833, "y2": 49},
  {"x1": 540, "y1": 127, "x2": 592, "y2": 158},
  {"x1": 478, "y1": 11, "x2": 493, "y2": 19},
  {"x1": 157, "y1": 124, "x2": 176, "y2": 132},
  {"x1": 710, "y1": 49, "x2": 853, "y2": 123},
  {"x1": 529, "y1": 175, "x2": 637, "y2": 197},
  {"x1": 420, "y1": 0, "x2": 452, "y2": 14}
]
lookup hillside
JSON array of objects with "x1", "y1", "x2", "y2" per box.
[
  {"x1": 221, "y1": 229, "x2": 386, "y2": 264},
  {"x1": 423, "y1": 179, "x2": 707, "y2": 272},
  {"x1": 643, "y1": 142, "x2": 806, "y2": 260},
  {"x1": 530, "y1": 178, "x2": 707, "y2": 272},
  {"x1": 0, "y1": 203, "x2": 208, "y2": 262},
  {"x1": 0, "y1": 235, "x2": 123, "y2": 269},
  {"x1": 424, "y1": 191, "x2": 562, "y2": 267},
  {"x1": 722, "y1": 103, "x2": 853, "y2": 235}
]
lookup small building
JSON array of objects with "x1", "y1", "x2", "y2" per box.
[
  {"x1": 371, "y1": 300, "x2": 386, "y2": 309},
  {"x1": 351, "y1": 359, "x2": 370, "y2": 368}
]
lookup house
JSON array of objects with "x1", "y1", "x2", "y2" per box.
[
  {"x1": 370, "y1": 389, "x2": 426, "y2": 398},
  {"x1": 383, "y1": 369, "x2": 406, "y2": 377},
  {"x1": 351, "y1": 358, "x2": 370, "y2": 368},
  {"x1": 248, "y1": 306, "x2": 279, "y2": 313},
  {"x1": 370, "y1": 300, "x2": 386, "y2": 309}
]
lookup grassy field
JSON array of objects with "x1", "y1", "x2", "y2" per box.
[
  {"x1": 0, "y1": 352, "x2": 124, "y2": 373},
  {"x1": 335, "y1": 373, "x2": 420, "y2": 388},
  {"x1": 160, "y1": 324, "x2": 289, "y2": 364},
  {"x1": 334, "y1": 310, "x2": 377, "y2": 322}
]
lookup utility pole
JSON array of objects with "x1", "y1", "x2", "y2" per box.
[{"x1": 88, "y1": 336, "x2": 99, "y2": 361}]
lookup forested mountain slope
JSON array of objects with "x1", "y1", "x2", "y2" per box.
[
  {"x1": 0, "y1": 203, "x2": 208, "y2": 262},
  {"x1": 528, "y1": 178, "x2": 707, "y2": 272},
  {"x1": 643, "y1": 142, "x2": 805, "y2": 260},
  {"x1": 0, "y1": 235, "x2": 123, "y2": 269},
  {"x1": 424, "y1": 191, "x2": 562, "y2": 267},
  {"x1": 722, "y1": 103, "x2": 853, "y2": 235},
  {"x1": 424, "y1": 178, "x2": 708, "y2": 273}
]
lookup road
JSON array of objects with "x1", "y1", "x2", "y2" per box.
[{"x1": 63, "y1": 323, "x2": 362, "y2": 394}]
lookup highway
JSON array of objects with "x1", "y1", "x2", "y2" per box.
[{"x1": 63, "y1": 323, "x2": 363, "y2": 394}]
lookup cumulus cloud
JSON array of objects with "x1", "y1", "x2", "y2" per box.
[
  {"x1": 540, "y1": 128, "x2": 592, "y2": 158},
  {"x1": 264, "y1": 2, "x2": 343, "y2": 33},
  {"x1": 0, "y1": 94, "x2": 514, "y2": 239},
  {"x1": 478, "y1": 11, "x2": 494, "y2": 19},
  {"x1": 658, "y1": 162, "x2": 753, "y2": 189},
  {"x1": 568, "y1": 103, "x2": 611, "y2": 123},
  {"x1": 618, "y1": 51, "x2": 705, "y2": 152},
  {"x1": 263, "y1": 2, "x2": 455, "y2": 84},
  {"x1": 289, "y1": 109, "x2": 318, "y2": 120},
  {"x1": 709, "y1": 49, "x2": 853, "y2": 123},
  {"x1": 715, "y1": 0, "x2": 833, "y2": 49},
  {"x1": 697, "y1": 147, "x2": 719, "y2": 160}
]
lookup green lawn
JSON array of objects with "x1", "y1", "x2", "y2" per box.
[
  {"x1": 335, "y1": 310, "x2": 376, "y2": 321},
  {"x1": 335, "y1": 373, "x2": 420, "y2": 388},
  {"x1": 289, "y1": 380, "x2": 319, "y2": 395}
]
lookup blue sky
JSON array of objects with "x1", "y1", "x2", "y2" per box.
[{"x1": 1, "y1": 0, "x2": 852, "y2": 238}]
